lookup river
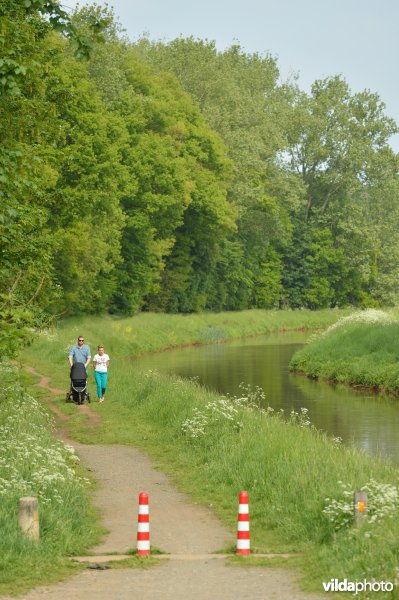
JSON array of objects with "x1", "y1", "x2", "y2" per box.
[{"x1": 136, "y1": 331, "x2": 399, "y2": 464}]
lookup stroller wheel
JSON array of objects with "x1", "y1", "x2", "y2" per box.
[
  {"x1": 66, "y1": 392, "x2": 71, "y2": 403},
  {"x1": 87, "y1": 393, "x2": 91, "y2": 404}
]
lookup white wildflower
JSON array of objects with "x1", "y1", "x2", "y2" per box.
[
  {"x1": 0, "y1": 364, "x2": 88, "y2": 505},
  {"x1": 320, "y1": 309, "x2": 392, "y2": 338},
  {"x1": 323, "y1": 479, "x2": 399, "y2": 532}
]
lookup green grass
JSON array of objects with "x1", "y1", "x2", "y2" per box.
[
  {"x1": 0, "y1": 364, "x2": 102, "y2": 596},
  {"x1": 20, "y1": 308, "x2": 349, "y2": 377},
  {"x1": 16, "y1": 309, "x2": 399, "y2": 598},
  {"x1": 290, "y1": 309, "x2": 399, "y2": 393}
]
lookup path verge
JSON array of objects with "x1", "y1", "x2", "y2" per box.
[{"x1": 6, "y1": 365, "x2": 325, "y2": 600}]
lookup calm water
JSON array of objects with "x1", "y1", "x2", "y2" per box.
[{"x1": 136, "y1": 331, "x2": 399, "y2": 464}]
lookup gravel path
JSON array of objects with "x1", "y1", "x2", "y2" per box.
[{"x1": 2, "y1": 367, "x2": 325, "y2": 600}]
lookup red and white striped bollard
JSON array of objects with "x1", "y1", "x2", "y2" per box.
[
  {"x1": 236, "y1": 490, "x2": 250, "y2": 555},
  {"x1": 137, "y1": 491, "x2": 150, "y2": 555}
]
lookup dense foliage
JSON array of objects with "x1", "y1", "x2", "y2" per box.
[
  {"x1": 136, "y1": 38, "x2": 399, "y2": 310},
  {"x1": 2, "y1": 2, "x2": 399, "y2": 355}
]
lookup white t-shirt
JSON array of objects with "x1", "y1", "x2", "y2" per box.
[{"x1": 93, "y1": 353, "x2": 110, "y2": 373}]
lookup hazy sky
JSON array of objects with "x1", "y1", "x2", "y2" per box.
[{"x1": 66, "y1": 0, "x2": 399, "y2": 150}]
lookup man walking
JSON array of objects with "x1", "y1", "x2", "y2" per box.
[{"x1": 68, "y1": 336, "x2": 91, "y2": 369}]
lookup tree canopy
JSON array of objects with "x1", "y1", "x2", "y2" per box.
[{"x1": 2, "y1": 3, "x2": 399, "y2": 356}]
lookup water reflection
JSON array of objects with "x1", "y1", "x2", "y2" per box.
[{"x1": 136, "y1": 332, "x2": 399, "y2": 463}]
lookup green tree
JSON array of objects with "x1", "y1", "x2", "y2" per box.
[
  {"x1": 286, "y1": 76, "x2": 397, "y2": 222},
  {"x1": 0, "y1": 1, "x2": 113, "y2": 355},
  {"x1": 43, "y1": 52, "x2": 127, "y2": 314},
  {"x1": 76, "y1": 30, "x2": 235, "y2": 313},
  {"x1": 134, "y1": 37, "x2": 293, "y2": 309},
  {"x1": 282, "y1": 76, "x2": 398, "y2": 306},
  {"x1": 252, "y1": 247, "x2": 283, "y2": 308},
  {"x1": 0, "y1": 8, "x2": 60, "y2": 355}
]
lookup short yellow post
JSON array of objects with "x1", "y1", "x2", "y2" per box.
[{"x1": 18, "y1": 497, "x2": 40, "y2": 541}]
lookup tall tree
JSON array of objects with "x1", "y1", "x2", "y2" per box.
[
  {"x1": 44, "y1": 51, "x2": 127, "y2": 314},
  {"x1": 283, "y1": 76, "x2": 399, "y2": 306},
  {"x1": 73, "y1": 25, "x2": 236, "y2": 313},
  {"x1": 286, "y1": 76, "x2": 397, "y2": 222},
  {"x1": 0, "y1": 4, "x2": 60, "y2": 355},
  {"x1": 134, "y1": 37, "x2": 293, "y2": 309}
]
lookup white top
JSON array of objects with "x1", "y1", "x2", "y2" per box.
[{"x1": 93, "y1": 353, "x2": 110, "y2": 373}]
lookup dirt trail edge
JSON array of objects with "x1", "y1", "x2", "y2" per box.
[{"x1": 5, "y1": 367, "x2": 326, "y2": 600}]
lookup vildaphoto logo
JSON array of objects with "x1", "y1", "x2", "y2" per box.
[{"x1": 322, "y1": 579, "x2": 394, "y2": 594}]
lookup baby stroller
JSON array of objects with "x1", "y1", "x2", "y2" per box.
[{"x1": 66, "y1": 362, "x2": 91, "y2": 405}]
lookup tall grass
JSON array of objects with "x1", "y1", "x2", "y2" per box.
[
  {"x1": 290, "y1": 309, "x2": 399, "y2": 393},
  {"x1": 22, "y1": 308, "x2": 348, "y2": 376},
  {"x1": 0, "y1": 363, "x2": 100, "y2": 595}
]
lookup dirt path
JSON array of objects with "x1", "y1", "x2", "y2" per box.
[{"x1": 5, "y1": 367, "x2": 325, "y2": 600}]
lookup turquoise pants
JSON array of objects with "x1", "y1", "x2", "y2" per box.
[{"x1": 94, "y1": 371, "x2": 108, "y2": 398}]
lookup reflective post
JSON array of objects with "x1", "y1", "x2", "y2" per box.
[{"x1": 354, "y1": 491, "x2": 367, "y2": 528}]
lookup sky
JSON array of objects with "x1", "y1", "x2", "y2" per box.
[{"x1": 66, "y1": 0, "x2": 399, "y2": 150}]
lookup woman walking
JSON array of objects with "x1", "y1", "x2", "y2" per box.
[{"x1": 93, "y1": 345, "x2": 110, "y2": 403}]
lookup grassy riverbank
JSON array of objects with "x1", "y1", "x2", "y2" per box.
[
  {"x1": 18, "y1": 309, "x2": 399, "y2": 597},
  {"x1": 290, "y1": 309, "x2": 399, "y2": 394},
  {"x1": 21, "y1": 308, "x2": 348, "y2": 376}
]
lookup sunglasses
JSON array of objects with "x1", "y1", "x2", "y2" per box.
[{"x1": 78, "y1": 339, "x2": 84, "y2": 342}]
